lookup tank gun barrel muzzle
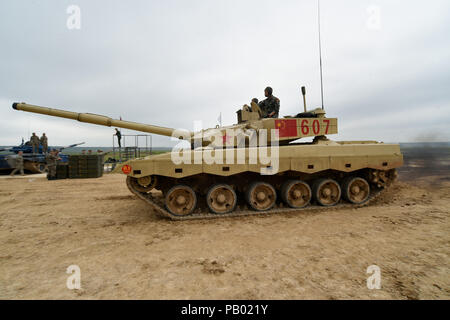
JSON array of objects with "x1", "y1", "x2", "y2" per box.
[{"x1": 12, "y1": 102, "x2": 192, "y2": 140}]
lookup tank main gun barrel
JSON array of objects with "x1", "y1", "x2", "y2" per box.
[
  {"x1": 12, "y1": 103, "x2": 192, "y2": 140},
  {"x1": 58, "y1": 142, "x2": 85, "y2": 152}
]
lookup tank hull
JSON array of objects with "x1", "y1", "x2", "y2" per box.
[
  {"x1": 125, "y1": 141, "x2": 403, "y2": 179},
  {"x1": 122, "y1": 141, "x2": 403, "y2": 219}
]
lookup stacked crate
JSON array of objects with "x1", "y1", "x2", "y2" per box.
[
  {"x1": 68, "y1": 155, "x2": 104, "y2": 179},
  {"x1": 56, "y1": 163, "x2": 68, "y2": 179}
]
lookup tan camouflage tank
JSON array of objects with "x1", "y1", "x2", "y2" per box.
[{"x1": 12, "y1": 98, "x2": 403, "y2": 220}]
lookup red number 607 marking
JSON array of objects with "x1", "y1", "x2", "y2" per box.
[
  {"x1": 301, "y1": 119, "x2": 309, "y2": 135},
  {"x1": 323, "y1": 119, "x2": 330, "y2": 134},
  {"x1": 313, "y1": 120, "x2": 320, "y2": 135},
  {"x1": 301, "y1": 119, "x2": 331, "y2": 135}
]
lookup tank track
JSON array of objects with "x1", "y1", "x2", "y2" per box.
[{"x1": 126, "y1": 176, "x2": 394, "y2": 221}]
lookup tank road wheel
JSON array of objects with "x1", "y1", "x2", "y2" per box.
[
  {"x1": 312, "y1": 179, "x2": 341, "y2": 207},
  {"x1": 281, "y1": 180, "x2": 312, "y2": 209},
  {"x1": 342, "y1": 177, "x2": 370, "y2": 204},
  {"x1": 165, "y1": 185, "x2": 197, "y2": 216},
  {"x1": 127, "y1": 176, "x2": 157, "y2": 193},
  {"x1": 137, "y1": 175, "x2": 157, "y2": 191},
  {"x1": 246, "y1": 182, "x2": 277, "y2": 211},
  {"x1": 206, "y1": 184, "x2": 237, "y2": 214}
]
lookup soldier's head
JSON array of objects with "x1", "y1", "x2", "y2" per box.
[
  {"x1": 115, "y1": 128, "x2": 119, "y2": 132},
  {"x1": 264, "y1": 87, "x2": 273, "y2": 97},
  {"x1": 43, "y1": 133, "x2": 46, "y2": 136},
  {"x1": 18, "y1": 151, "x2": 23, "y2": 155},
  {"x1": 252, "y1": 98, "x2": 259, "y2": 104},
  {"x1": 32, "y1": 132, "x2": 36, "y2": 136}
]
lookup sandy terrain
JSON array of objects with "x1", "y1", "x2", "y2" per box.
[{"x1": 0, "y1": 168, "x2": 449, "y2": 299}]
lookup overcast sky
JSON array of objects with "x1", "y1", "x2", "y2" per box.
[{"x1": 0, "y1": 0, "x2": 449, "y2": 147}]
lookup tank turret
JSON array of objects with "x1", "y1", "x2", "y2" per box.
[{"x1": 12, "y1": 102, "x2": 337, "y2": 149}]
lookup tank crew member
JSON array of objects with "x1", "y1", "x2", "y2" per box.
[
  {"x1": 46, "y1": 149, "x2": 61, "y2": 180},
  {"x1": 258, "y1": 87, "x2": 280, "y2": 118},
  {"x1": 115, "y1": 128, "x2": 122, "y2": 148},
  {"x1": 40, "y1": 133, "x2": 48, "y2": 154},
  {"x1": 250, "y1": 98, "x2": 263, "y2": 118},
  {"x1": 242, "y1": 98, "x2": 262, "y2": 116},
  {"x1": 30, "y1": 133, "x2": 40, "y2": 154},
  {"x1": 10, "y1": 151, "x2": 25, "y2": 176}
]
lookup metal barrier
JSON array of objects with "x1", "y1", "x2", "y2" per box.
[{"x1": 112, "y1": 134, "x2": 152, "y2": 163}]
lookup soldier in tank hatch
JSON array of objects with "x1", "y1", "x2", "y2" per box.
[{"x1": 258, "y1": 87, "x2": 280, "y2": 118}]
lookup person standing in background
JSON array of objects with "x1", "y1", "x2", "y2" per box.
[
  {"x1": 30, "y1": 133, "x2": 40, "y2": 154},
  {"x1": 115, "y1": 128, "x2": 122, "y2": 148},
  {"x1": 40, "y1": 133, "x2": 48, "y2": 154},
  {"x1": 46, "y1": 149, "x2": 61, "y2": 180},
  {"x1": 10, "y1": 151, "x2": 25, "y2": 176}
]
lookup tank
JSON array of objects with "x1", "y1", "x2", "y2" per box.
[
  {"x1": 12, "y1": 100, "x2": 403, "y2": 220},
  {"x1": 0, "y1": 138, "x2": 82, "y2": 174}
]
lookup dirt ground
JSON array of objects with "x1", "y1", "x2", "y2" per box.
[{"x1": 0, "y1": 166, "x2": 449, "y2": 299}]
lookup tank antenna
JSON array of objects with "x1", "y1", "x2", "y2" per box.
[
  {"x1": 318, "y1": 0, "x2": 325, "y2": 110},
  {"x1": 301, "y1": 86, "x2": 307, "y2": 112}
]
